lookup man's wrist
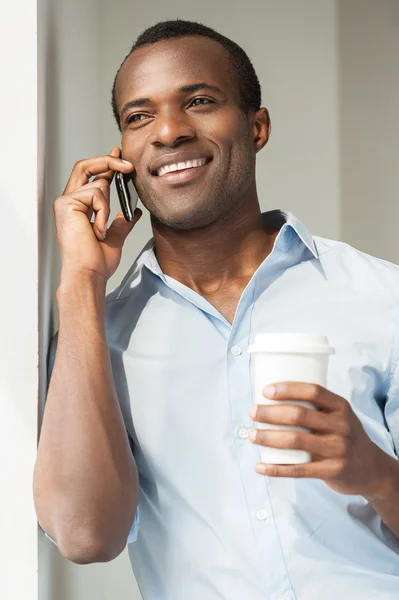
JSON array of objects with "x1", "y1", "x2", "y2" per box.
[
  {"x1": 363, "y1": 446, "x2": 398, "y2": 502},
  {"x1": 56, "y1": 270, "x2": 108, "y2": 321},
  {"x1": 57, "y1": 270, "x2": 107, "y2": 299}
]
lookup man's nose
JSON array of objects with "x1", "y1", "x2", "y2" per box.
[{"x1": 149, "y1": 110, "x2": 195, "y2": 147}]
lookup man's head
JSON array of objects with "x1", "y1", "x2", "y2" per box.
[{"x1": 112, "y1": 20, "x2": 271, "y2": 230}]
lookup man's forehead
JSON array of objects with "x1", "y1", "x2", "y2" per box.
[{"x1": 116, "y1": 36, "x2": 236, "y2": 102}]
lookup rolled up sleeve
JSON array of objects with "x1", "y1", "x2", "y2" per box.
[{"x1": 385, "y1": 306, "x2": 399, "y2": 458}]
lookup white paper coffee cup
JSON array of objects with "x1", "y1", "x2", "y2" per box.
[{"x1": 248, "y1": 333, "x2": 334, "y2": 465}]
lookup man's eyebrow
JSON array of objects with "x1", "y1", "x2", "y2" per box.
[
  {"x1": 120, "y1": 83, "x2": 226, "y2": 119},
  {"x1": 120, "y1": 98, "x2": 151, "y2": 119},
  {"x1": 178, "y1": 82, "x2": 226, "y2": 96}
]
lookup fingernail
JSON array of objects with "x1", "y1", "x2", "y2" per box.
[
  {"x1": 255, "y1": 463, "x2": 268, "y2": 475},
  {"x1": 101, "y1": 230, "x2": 106, "y2": 240},
  {"x1": 249, "y1": 404, "x2": 257, "y2": 420},
  {"x1": 122, "y1": 159, "x2": 133, "y2": 165},
  {"x1": 248, "y1": 429, "x2": 257, "y2": 442},
  {"x1": 263, "y1": 385, "x2": 276, "y2": 398}
]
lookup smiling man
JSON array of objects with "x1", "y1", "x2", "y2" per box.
[{"x1": 34, "y1": 20, "x2": 399, "y2": 600}]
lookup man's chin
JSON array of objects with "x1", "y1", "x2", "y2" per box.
[{"x1": 149, "y1": 206, "x2": 217, "y2": 232}]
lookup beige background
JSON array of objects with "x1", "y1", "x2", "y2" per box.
[{"x1": 37, "y1": 1, "x2": 398, "y2": 599}]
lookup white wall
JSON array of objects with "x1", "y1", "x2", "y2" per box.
[
  {"x1": 0, "y1": 2, "x2": 39, "y2": 599},
  {"x1": 339, "y1": 0, "x2": 399, "y2": 263}
]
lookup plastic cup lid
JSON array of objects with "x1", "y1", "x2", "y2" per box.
[{"x1": 247, "y1": 333, "x2": 335, "y2": 355}]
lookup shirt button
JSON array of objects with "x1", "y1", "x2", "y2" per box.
[
  {"x1": 277, "y1": 596, "x2": 288, "y2": 600},
  {"x1": 230, "y1": 345, "x2": 242, "y2": 356},
  {"x1": 238, "y1": 428, "x2": 249, "y2": 439},
  {"x1": 256, "y1": 509, "x2": 268, "y2": 521}
]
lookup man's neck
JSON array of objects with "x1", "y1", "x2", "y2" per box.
[{"x1": 151, "y1": 202, "x2": 280, "y2": 298}]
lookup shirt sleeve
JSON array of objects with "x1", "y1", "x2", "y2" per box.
[
  {"x1": 42, "y1": 333, "x2": 58, "y2": 547},
  {"x1": 386, "y1": 378, "x2": 399, "y2": 458},
  {"x1": 44, "y1": 529, "x2": 57, "y2": 545},
  {"x1": 127, "y1": 506, "x2": 140, "y2": 544},
  {"x1": 46, "y1": 331, "x2": 58, "y2": 384},
  {"x1": 385, "y1": 307, "x2": 399, "y2": 458}
]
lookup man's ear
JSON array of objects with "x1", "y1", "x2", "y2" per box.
[{"x1": 252, "y1": 107, "x2": 271, "y2": 153}]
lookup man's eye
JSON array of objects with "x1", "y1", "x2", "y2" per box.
[
  {"x1": 126, "y1": 114, "x2": 148, "y2": 124},
  {"x1": 190, "y1": 98, "x2": 214, "y2": 107}
]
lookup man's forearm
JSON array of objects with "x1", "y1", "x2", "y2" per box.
[
  {"x1": 34, "y1": 274, "x2": 138, "y2": 562},
  {"x1": 364, "y1": 446, "x2": 399, "y2": 540}
]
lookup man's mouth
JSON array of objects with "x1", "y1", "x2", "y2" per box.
[
  {"x1": 156, "y1": 158, "x2": 208, "y2": 177},
  {"x1": 150, "y1": 155, "x2": 213, "y2": 185}
]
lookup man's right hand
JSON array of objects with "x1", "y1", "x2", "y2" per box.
[{"x1": 54, "y1": 146, "x2": 142, "y2": 283}]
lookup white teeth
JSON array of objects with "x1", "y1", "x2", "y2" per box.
[{"x1": 157, "y1": 158, "x2": 207, "y2": 177}]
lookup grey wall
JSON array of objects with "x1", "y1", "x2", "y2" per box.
[
  {"x1": 38, "y1": 0, "x2": 141, "y2": 598},
  {"x1": 339, "y1": 0, "x2": 399, "y2": 263}
]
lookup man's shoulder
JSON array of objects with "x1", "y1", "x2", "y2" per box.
[
  {"x1": 315, "y1": 235, "x2": 399, "y2": 272},
  {"x1": 314, "y1": 234, "x2": 399, "y2": 298}
]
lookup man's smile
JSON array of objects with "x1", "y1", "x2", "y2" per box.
[
  {"x1": 149, "y1": 150, "x2": 213, "y2": 186},
  {"x1": 157, "y1": 158, "x2": 207, "y2": 177}
]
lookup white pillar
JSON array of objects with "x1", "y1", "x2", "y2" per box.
[{"x1": 0, "y1": 2, "x2": 39, "y2": 599}]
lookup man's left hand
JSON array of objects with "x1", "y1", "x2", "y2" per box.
[{"x1": 248, "y1": 382, "x2": 386, "y2": 497}]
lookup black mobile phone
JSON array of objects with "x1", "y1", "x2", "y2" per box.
[{"x1": 115, "y1": 171, "x2": 138, "y2": 222}]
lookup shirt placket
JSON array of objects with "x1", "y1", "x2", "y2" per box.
[{"x1": 227, "y1": 278, "x2": 296, "y2": 600}]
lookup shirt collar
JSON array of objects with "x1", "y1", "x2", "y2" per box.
[
  {"x1": 263, "y1": 209, "x2": 319, "y2": 259},
  {"x1": 143, "y1": 209, "x2": 319, "y2": 277}
]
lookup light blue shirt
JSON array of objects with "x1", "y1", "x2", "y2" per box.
[{"x1": 50, "y1": 210, "x2": 399, "y2": 599}]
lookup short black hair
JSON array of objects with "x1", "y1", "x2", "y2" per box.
[{"x1": 111, "y1": 19, "x2": 262, "y2": 131}]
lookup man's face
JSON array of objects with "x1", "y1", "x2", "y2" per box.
[{"x1": 115, "y1": 36, "x2": 266, "y2": 230}]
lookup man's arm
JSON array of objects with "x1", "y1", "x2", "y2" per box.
[
  {"x1": 34, "y1": 275, "x2": 138, "y2": 564},
  {"x1": 363, "y1": 450, "x2": 399, "y2": 539},
  {"x1": 33, "y1": 149, "x2": 141, "y2": 564}
]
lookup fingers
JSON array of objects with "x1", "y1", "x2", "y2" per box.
[
  {"x1": 250, "y1": 403, "x2": 340, "y2": 434},
  {"x1": 63, "y1": 148, "x2": 134, "y2": 194},
  {"x1": 91, "y1": 188, "x2": 110, "y2": 240},
  {"x1": 262, "y1": 382, "x2": 345, "y2": 412},
  {"x1": 248, "y1": 428, "x2": 347, "y2": 460},
  {"x1": 54, "y1": 186, "x2": 110, "y2": 241},
  {"x1": 254, "y1": 459, "x2": 343, "y2": 479},
  {"x1": 105, "y1": 208, "x2": 142, "y2": 248},
  {"x1": 92, "y1": 146, "x2": 121, "y2": 185},
  {"x1": 74, "y1": 178, "x2": 110, "y2": 224}
]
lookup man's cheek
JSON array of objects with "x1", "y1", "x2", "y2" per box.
[
  {"x1": 121, "y1": 140, "x2": 144, "y2": 165},
  {"x1": 132, "y1": 171, "x2": 153, "y2": 199},
  {"x1": 131, "y1": 163, "x2": 148, "y2": 185}
]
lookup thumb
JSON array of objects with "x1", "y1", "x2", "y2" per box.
[
  {"x1": 105, "y1": 208, "x2": 142, "y2": 249},
  {"x1": 109, "y1": 146, "x2": 121, "y2": 158}
]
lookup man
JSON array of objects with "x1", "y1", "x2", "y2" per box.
[{"x1": 34, "y1": 19, "x2": 399, "y2": 600}]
